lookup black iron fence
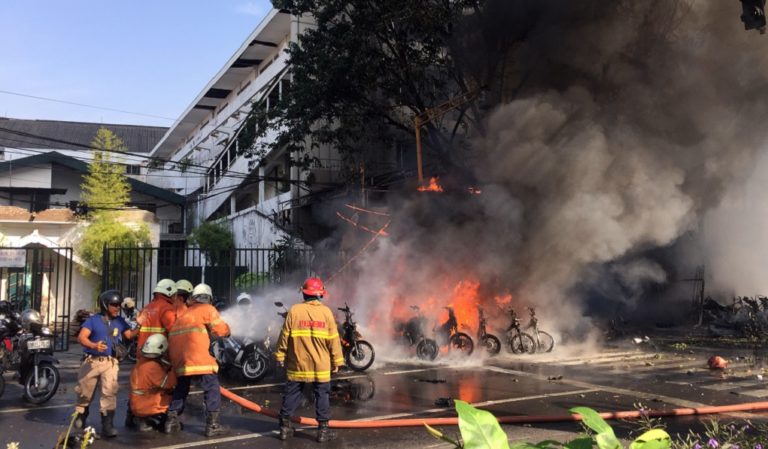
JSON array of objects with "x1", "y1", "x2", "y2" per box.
[
  {"x1": 0, "y1": 247, "x2": 73, "y2": 351},
  {"x1": 102, "y1": 246, "x2": 314, "y2": 309}
]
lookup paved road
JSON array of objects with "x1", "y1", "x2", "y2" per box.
[{"x1": 3, "y1": 343, "x2": 768, "y2": 448}]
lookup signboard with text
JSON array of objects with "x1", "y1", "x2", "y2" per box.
[{"x1": 0, "y1": 249, "x2": 27, "y2": 268}]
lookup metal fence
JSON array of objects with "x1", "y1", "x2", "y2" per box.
[
  {"x1": 102, "y1": 246, "x2": 314, "y2": 309},
  {"x1": 0, "y1": 247, "x2": 73, "y2": 351}
]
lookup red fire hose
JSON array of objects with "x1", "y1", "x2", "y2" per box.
[{"x1": 220, "y1": 387, "x2": 768, "y2": 428}]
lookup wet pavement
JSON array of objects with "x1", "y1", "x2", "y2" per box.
[{"x1": 3, "y1": 342, "x2": 768, "y2": 448}]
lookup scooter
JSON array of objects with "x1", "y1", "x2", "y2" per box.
[
  {"x1": 211, "y1": 333, "x2": 270, "y2": 381},
  {"x1": 17, "y1": 322, "x2": 60, "y2": 404}
]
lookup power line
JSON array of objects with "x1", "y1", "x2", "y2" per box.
[{"x1": 0, "y1": 89, "x2": 176, "y2": 122}]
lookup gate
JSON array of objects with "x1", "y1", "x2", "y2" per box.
[
  {"x1": 102, "y1": 246, "x2": 314, "y2": 309},
  {"x1": 0, "y1": 246, "x2": 73, "y2": 351}
]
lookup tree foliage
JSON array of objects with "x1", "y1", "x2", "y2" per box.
[
  {"x1": 78, "y1": 219, "x2": 151, "y2": 275},
  {"x1": 189, "y1": 221, "x2": 235, "y2": 266},
  {"x1": 243, "y1": 0, "x2": 492, "y2": 183},
  {"x1": 80, "y1": 127, "x2": 131, "y2": 217}
]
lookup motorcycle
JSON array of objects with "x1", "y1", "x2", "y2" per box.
[
  {"x1": 394, "y1": 305, "x2": 438, "y2": 361},
  {"x1": 337, "y1": 303, "x2": 375, "y2": 371},
  {"x1": 211, "y1": 332, "x2": 271, "y2": 381},
  {"x1": 17, "y1": 321, "x2": 60, "y2": 403},
  {"x1": 0, "y1": 301, "x2": 23, "y2": 398},
  {"x1": 476, "y1": 308, "x2": 501, "y2": 355},
  {"x1": 433, "y1": 307, "x2": 474, "y2": 356}
]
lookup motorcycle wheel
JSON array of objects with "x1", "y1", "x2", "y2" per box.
[
  {"x1": 449, "y1": 333, "x2": 474, "y2": 356},
  {"x1": 347, "y1": 341, "x2": 375, "y2": 372},
  {"x1": 508, "y1": 333, "x2": 536, "y2": 355},
  {"x1": 241, "y1": 353, "x2": 268, "y2": 381},
  {"x1": 536, "y1": 331, "x2": 555, "y2": 353},
  {"x1": 24, "y1": 362, "x2": 60, "y2": 404},
  {"x1": 416, "y1": 339, "x2": 438, "y2": 361},
  {"x1": 480, "y1": 335, "x2": 501, "y2": 355},
  {"x1": 127, "y1": 340, "x2": 137, "y2": 363}
]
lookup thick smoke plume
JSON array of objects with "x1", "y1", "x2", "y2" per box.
[{"x1": 316, "y1": 1, "x2": 768, "y2": 353}]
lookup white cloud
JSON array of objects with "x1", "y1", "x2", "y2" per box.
[{"x1": 235, "y1": 1, "x2": 270, "y2": 17}]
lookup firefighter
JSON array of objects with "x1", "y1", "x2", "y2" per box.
[
  {"x1": 275, "y1": 277, "x2": 344, "y2": 443},
  {"x1": 136, "y1": 279, "x2": 177, "y2": 360},
  {"x1": 165, "y1": 283, "x2": 231, "y2": 437},
  {"x1": 128, "y1": 334, "x2": 176, "y2": 432},
  {"x1": 74, "y1": 290, "x2": 138, "y2": 438},
  {"x1": 161, "y1": 279, "x2": 193, "y2": 330}
]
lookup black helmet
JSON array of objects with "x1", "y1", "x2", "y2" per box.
[{"x1": 99, "y1": 290, "x2": 123, "y2": 313}]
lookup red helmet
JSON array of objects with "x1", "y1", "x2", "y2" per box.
[{"x1": 302, "y1": 277, "x2": 326, "y2": 297}]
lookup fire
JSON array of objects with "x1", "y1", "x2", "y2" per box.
[{"x1": 417, "y1": 177, "x2": 444, "y2": 192}]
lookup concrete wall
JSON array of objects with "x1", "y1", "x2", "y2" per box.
[{"x1": 0, "y1": 164, "x2": 51, "y2": 188}]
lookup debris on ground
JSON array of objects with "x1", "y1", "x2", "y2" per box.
[
  {"x1": 417, "y1": 378, "x2": 447, "y2": 383},
  {"x1": 547, "y1": 375, "x2": 563, "y2": 381},
  {"x1": 434, "y1": 397, "x2": 453, "y2": 407},
  {"x1": 708, "y1": 356, "x2": 729, "y2": 369}
]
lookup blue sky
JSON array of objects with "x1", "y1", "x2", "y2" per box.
[{"x1": 0, "y1": 1, "x2": 273, "y2": 127}]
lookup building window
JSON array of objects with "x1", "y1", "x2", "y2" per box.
[{"x1": 125, "y1": 164, "x2": 141, "y2": 175}]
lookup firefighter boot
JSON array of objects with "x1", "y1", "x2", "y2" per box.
[
  {"x1": 204, "y1": 411, "x2": 228, "y2": 437},
  {"x1": 136, "y1": 417, "x2": 154, "y2": 432},
  {"x1": 164, "y1": 410, "x2": 181, "y2": 434},
  {"x1": 74, "y1": 407, "x2": 89, "y2": 430},
  {"x1": 101, "y1": 411, "x2": 118, "y2": 438},
  {"x1": 317, "y1": 421, "x2": 335, "y2": 443},
  {"x1": 278, "y1": 416, "x2": 293, "y2": 440},
  {"x1": 125, "y1": 408, "x2": 136, "y2": 429}
]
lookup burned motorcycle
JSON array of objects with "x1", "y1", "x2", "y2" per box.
[
  {"x1": 211, "y1": 332, "x2": 271, "y2": 381},
  {"x1": 337, "y1": 303, "x2": 375, "y2": 371},
  {"x1": 476, "y1": 308, "x2": 500, "y2": 355},
  {"x1": 433, "y1": 307, "x2": 474, "y2": 356},
  {"x1": 394, "y1": 305, "x2": 438, "y2": 361}
]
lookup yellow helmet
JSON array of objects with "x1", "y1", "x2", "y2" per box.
[
  {"x1": 153, "y1": 279, "x2": 177, "y2": 297},
  {"x1": 175, "y1": 279, "x2": 194, "y2": 295}
]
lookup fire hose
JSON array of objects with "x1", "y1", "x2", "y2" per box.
[{"x1": 220, "y1": 387, "x2": 768, "y2": 428}]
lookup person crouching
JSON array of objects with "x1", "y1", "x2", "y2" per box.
[{"x1": 128, "y1": 334, "x2": 176, "y2": 432}]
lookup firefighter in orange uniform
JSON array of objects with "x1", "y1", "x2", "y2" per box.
[
  {"x1": 275, "y1": 277, "x2": 344, "y2": 443},
  {"x1": 161, "y1": 279, "x2": 192, "y2": 331},
  {"x1": 128, "y1": 334, "x2": 176, "y2": 432},
  {"x1": 165, "y1": 283, "x2": 230, "y2": 437},
  {"x1": 136, "y1": 279, "x2": 176, "y2": 360}
]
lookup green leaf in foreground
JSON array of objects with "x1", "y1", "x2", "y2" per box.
[{"x1": 456, "y1": 399, "x2": 511, "y2": 449}]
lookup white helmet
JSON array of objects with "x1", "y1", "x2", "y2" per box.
[
  {"x1": 153, "y1": 279, "x2": 177, "y2": 297},
  {"x1": 236, "y1": 292, "x2": 252, "y2": 306},
  {"x1": 122, "y1": 297, "x2": 136, "y2": 309},
  {"x1": 190, "y1": 283, "x2": 213, "y2": 304},
  {"x1": 141, "y1": 334, "x2": 168, "y2": 358}
]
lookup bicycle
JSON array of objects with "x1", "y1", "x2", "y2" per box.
[
  {"x1": 526, "y1": 307, "x2": 554, "y2": 352},
  {"x1": 504, "y1": 308, "x2": 535, "y2": 354},
  {"x1": 476, "y1": 308, "x2": 500, "y2": 355}
]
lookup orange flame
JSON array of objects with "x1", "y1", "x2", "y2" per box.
[{"x1": 417, "y1": 177, "x2": 444, "y2": 192}]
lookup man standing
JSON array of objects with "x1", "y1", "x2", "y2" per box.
[
  {"x1": 74, "y1": 290, "x2": 137, "y2": 438},
  {"x1": 128, "y1": 334, "x2": 176, "y2": 432},
  {"x1": 165, "y1": 283, "x2": 231, "y2": 437},
  {"x1": 136, "y1": 279, "x2": 176, "y2": 360},
  {"x1": 275, "y1": 277, "x2": 344, "y2": 443},
  {"x1": 161, "y1": 279, "x2": 192, "y2": 331}
]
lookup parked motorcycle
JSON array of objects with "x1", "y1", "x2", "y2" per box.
[
  {"x1": 434, "y1": 307, "x2": 474, "y2": 356},
  {"x1": 0, "y1": 301, "x2": 23, "y2": 398},
  {"x1": 476, "y1": 308, "x2": 501, "y2": 355},
  {"x1": 337, "y1": 303, "x2": 375, "y2": 371},
  {"x1": 211, "y1": 333, "x2": 270, "y2": 381},
  {"x1": 394, "y1": 305, "x2": 438, "y2": 361}
]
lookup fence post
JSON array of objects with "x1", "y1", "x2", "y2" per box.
[{"x1": 101, "y1": 243, "x2": 109, "y2": 292}]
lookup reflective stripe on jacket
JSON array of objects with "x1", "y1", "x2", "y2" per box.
[
  {"x1": 129, "y1": 358, "x2": 176, "y2": 417},
  {"x1": 168, "y1": 302, "x2": 230, "y2": 377},
  {"x1": 274, "y1": 300, "x2": 344, "y2": 383},
  {"x1": 136, "y1": 296, "x2": 173, "y2": 360}
]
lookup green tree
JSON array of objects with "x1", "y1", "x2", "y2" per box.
[
  {"x1": 189, "y1": 222, "x2": 235, "y2": 266},
  {"x1": 80, "y1": 127, "x2": 131, "y2": 217},
  {"x1": 238, "y1": 0, "x2": 491, "y2": 182}
]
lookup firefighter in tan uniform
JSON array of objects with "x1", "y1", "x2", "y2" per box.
[
  {"x1": 275, "y1": 277, "x2": 344, "y2": 442},
  {"x1": 136, "y1": 279, "x2": 176, "y2": 360},
  {"x1": 165, "y1": 283, "x2": 231, "y2": 437},
  {"x1": 128, "y1": 334, "x2": 176, "y2": 432}
]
